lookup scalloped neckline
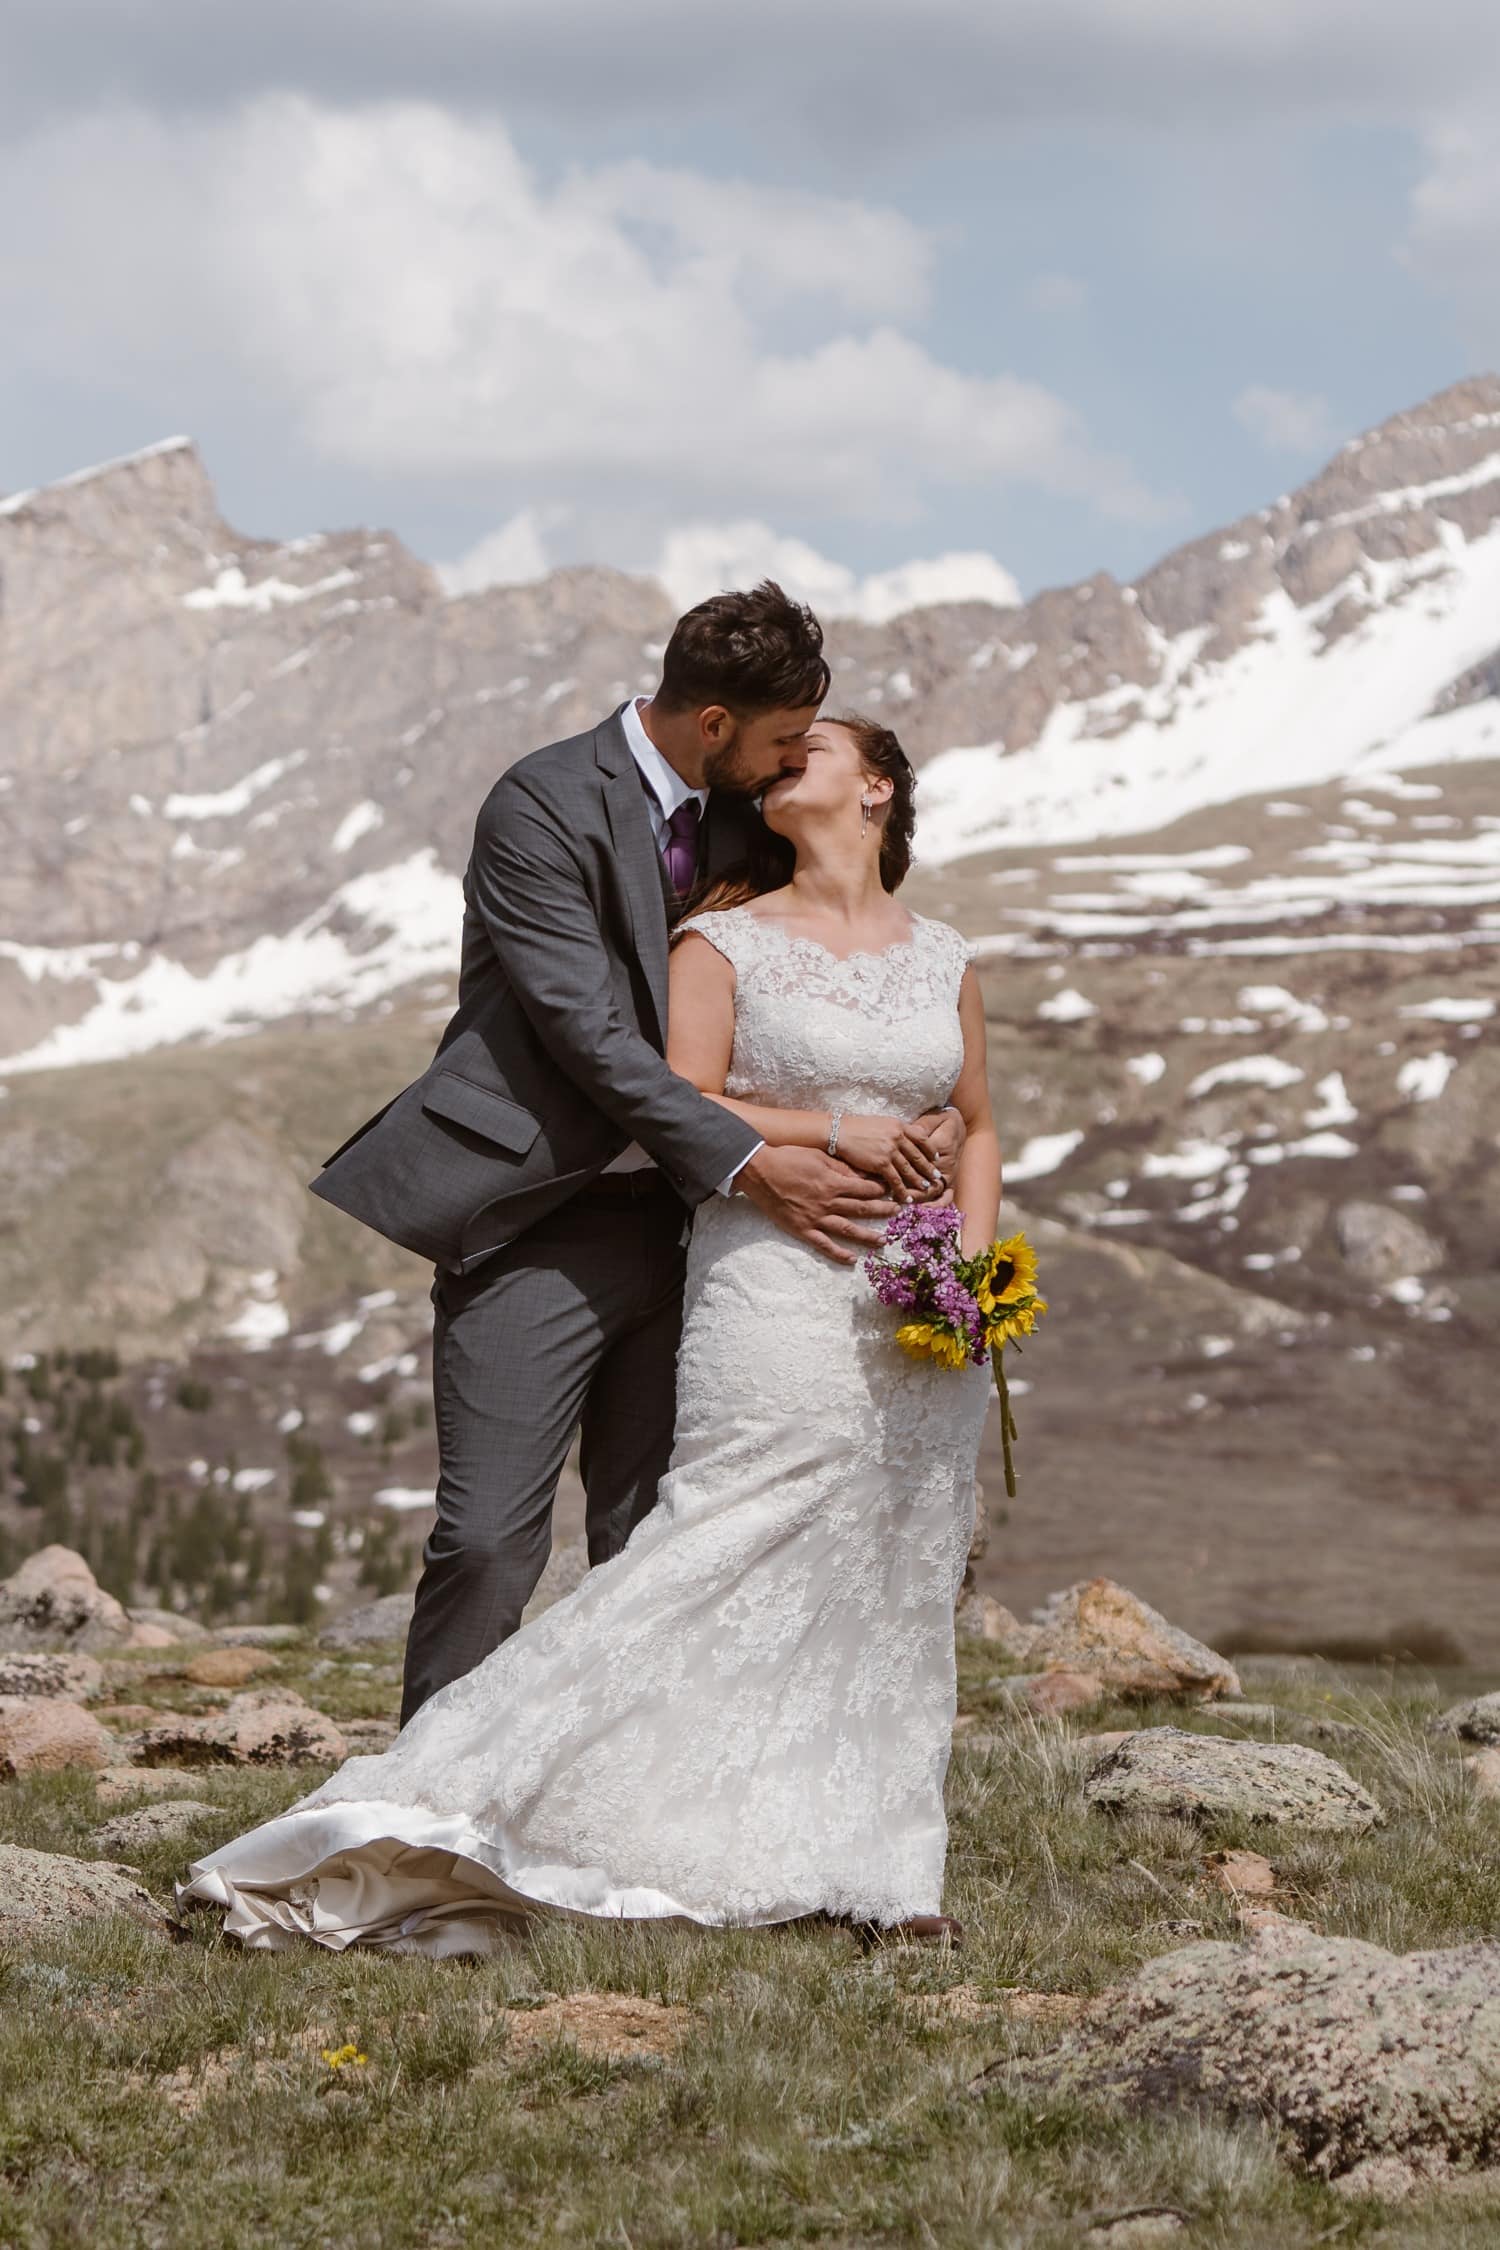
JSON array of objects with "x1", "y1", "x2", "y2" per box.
[{"x1": 735, "y1": 908, "x2": 922, "y2": 968}]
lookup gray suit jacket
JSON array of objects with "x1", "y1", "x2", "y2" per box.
[{"x1": 310, "y1": 706, "x2": 762, "y2": 1272}]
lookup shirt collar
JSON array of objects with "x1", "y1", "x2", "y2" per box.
[{"x1": 620, "y1": 696, "x2": 707, "y2": 824}]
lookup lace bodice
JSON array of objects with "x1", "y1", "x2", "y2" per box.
[{"x1": 675, "y1": 906, "x2": 972, "y2": 1118}]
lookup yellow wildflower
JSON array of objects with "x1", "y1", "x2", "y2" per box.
[
  {"x1": 976, "y1": 1232, "x2": 1040, "y2": 1312},
  {"x1": 320, "y1": 2043, "x2": 368, "y2": 2071}
]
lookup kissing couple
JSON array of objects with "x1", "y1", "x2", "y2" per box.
[{"x1": 183, "y1": 581, "x2": 1002, "y2": 1951}]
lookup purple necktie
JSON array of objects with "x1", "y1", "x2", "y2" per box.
[{"x1": 662, "y1": 799, "x2": 701, "y2": 900}]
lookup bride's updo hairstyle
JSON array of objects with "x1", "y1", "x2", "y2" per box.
[
  {"x1": 691, "y1": 711, "x2": 917, "y2": 913},
  {"x1": 840, "y1": 712, "x2": 917, "y2": 894}
]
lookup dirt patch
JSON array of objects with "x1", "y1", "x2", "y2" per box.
[{"x1": 502, "y1": 1991, "x2": 692, "y2": 2062}]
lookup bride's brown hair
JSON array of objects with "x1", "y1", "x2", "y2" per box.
[{"x1": 691, "y1": 713, "x2": 917, "y2": 916}]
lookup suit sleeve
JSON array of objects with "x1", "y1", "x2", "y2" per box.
[{"x1": 470, "y1": 775, "x2": 760, "y2": 1204}]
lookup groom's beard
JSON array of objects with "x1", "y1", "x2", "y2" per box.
[{"x1": 701, "y1": 731, "x2": 771, "y2": 796}]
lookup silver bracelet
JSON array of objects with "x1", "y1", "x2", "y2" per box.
[{"x1": 827, "y1": 1108, "x2": 844, "y2": 1157}]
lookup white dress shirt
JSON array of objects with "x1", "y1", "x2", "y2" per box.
[{"x1": 602, "y1": 699, "x2": 761, "y2": 1195}]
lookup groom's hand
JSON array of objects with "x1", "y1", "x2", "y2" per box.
[
  {"x1": 913, "y1": 1106, "x2": 965, "y2": 1202},
  {"x1": 734, "y1": 1147, "x2": 895, "y2": 1266}
]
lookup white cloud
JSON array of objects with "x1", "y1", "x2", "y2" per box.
[
  {"x1": 1400, "y1": 112, "x2": 1500, "y2": 353},
  {"x1": 650, "y1": 522, "x2": 1022, "y2": 622},
  {"x1": 438, "y1": 509, "x2": 1022, "y2": 620},
  {"x1": 0, "y1": 94, "x2": 1165, "y2": 524},
  {"x1": 1232, "y1": 384, "x2": 1342, "y2": 456},
  {"x1": 438, "y1": 508, "x2": 559, "y2": 595}
]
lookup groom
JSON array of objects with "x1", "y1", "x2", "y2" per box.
[{"x1": 312, "y1": 582, "x2": 958, "y2": 1724}]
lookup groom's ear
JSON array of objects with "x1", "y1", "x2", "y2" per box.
[{"x1": 698, "y1": 704, "x2": 735, "y2": 747}]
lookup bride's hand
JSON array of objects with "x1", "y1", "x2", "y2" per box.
[{"x1": 835, "y1": 1115, "x2": 943, "y2": 1199}]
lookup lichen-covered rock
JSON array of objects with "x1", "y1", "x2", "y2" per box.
[
  {"x1": 1431, "y1": 1691, "x2": 1500, "y2": 1746},
  {"x1": 0, "y1": 1843, "x2": 166, "y2": 1932},
  {"x1": 0, "y1": 1651, "x2": 103, "y2": 1701},
  {"x1": 0, "y1": 1546, "x2": 132, "y2": 1652},
  {"x1": 315, "y1": 1593, "x2": 412, "y2": 1651},
  {"x1": 96, "y1": 1799, "x2": 221, "y2": 1854},
  {"x1": 1005, "y1": 1924, "x2": 1500, "y2": 2192},
  {"x1": 96, "y1": 1765, "x2": 215, "y2": 1806},
  {"x1": 1083, "y1": 1727, "x2": 1382, "y2": 1831},
  {"x1": 0, "y1": 1696, "x2": 118, "y2": 1776},
  {"x1": 133, "y1": 1688, "x2": 345, "y2": 1768},
  {"x1": 1019, "y1": 1580, "x2": 1240, "y2": 1702}
]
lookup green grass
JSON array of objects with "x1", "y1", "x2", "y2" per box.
[{"x1": 3, "y1": 1645, "x2": 1500, "y2": 2247}]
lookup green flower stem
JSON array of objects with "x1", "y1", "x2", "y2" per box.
[{"x1": 994, "y1": 1350, "x2": 1018, "y2": 1499}]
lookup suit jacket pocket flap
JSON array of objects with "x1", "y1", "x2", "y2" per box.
[{"x1": 421, "y1": 1072, "x2": 542, "y2": 1156}]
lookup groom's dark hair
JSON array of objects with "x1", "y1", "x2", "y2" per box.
[{"x1": 656, "y1": 580, "x2": 830, "y2": 717}]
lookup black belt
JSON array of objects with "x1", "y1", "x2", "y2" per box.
[{"x1": 576, "y1": 1168, "x2": 680, "y2": 1203}]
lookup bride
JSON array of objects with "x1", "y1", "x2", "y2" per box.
[{"x1": 181, "y1": 714, "x2": 1002, "y2": 1953}]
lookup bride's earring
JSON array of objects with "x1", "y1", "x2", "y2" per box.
[{"x1": 860, "y1": 797, "x2": 873, "y2": 837}]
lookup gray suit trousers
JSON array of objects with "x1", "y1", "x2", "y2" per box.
[{"x1": 399, "y1": 1179, "x2": 689, "y2": 1727}]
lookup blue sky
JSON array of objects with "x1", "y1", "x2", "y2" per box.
[{"x1": 2, "y1": 1, "x2": 1496, "y2": 612}]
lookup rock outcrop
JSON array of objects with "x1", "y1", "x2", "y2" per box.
[
  {"x1": 132, "y1": 1687, "x2": 346, "y2": 1768},
  {"x1": 0, "y1": 1843, "x2": 166, "y2": 1933},
  {"x1": 0, "y1": 1546, "x2": 134, "y2": 1652},
  {"x1": 315, "y1": 1592, "x2": 413, "y2": 1651},
  {"x1": 96, "y1": 1799, "x2": 222, "y2": 1854},
  {"x1": 0, "y1": 1696, "x2": 118, "y2": 1776},
  {"x1": 1005, "y1": 1923, "x2": 1500, "y2": 2196},
  {"x1": 1432, "y1": 1692, "x2": 1500, "y2": 1746},
  {"x1": 1007, "y1": 1581, "x2": 1240, "y2": 1703},
  {"x1": 0, "y1": 1651, "x2": 103, "y2": 1701},
  {"x1": 1083, "y1": 1727, "x2": 1382, "y2": 1831}
]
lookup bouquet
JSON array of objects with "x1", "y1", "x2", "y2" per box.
[{"x1": 863, "y1": 1206, "x2": 1047, "y2": 1499}]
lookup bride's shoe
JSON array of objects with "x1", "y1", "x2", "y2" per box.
[{"x1": 857, "y1": 1913, "x2": 964, "y2": 1950}]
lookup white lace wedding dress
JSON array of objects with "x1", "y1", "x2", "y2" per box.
[{"x1": 181, "y1": 908, "x2": 990, "y2": 1952}]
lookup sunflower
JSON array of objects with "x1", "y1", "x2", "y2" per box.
[
  {"x1": 972, "y1": 1231, "x2": 1040, "y2": 1314},
  {"x1": 895, "y1": 1322, "x2": 971, "y2": 1370},
  {"x1": 986, "y1": 1295, "x2": 1047, "y2": 1350}
]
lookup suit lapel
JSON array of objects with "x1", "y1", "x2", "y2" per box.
[{"x1": 596, "y1": 709, "x2": 670, "y2": 1040}]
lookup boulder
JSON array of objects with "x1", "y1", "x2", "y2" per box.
[
  {"x1": 126, "y1": 1607, "x2": 211, "y2": 1645},
  {"x1": 1432, "y1": 1691, "x2": 1500, "y2": 1746},
  {"x1": 96, "y1": 1799, "x2": 221, "y2": 1854},
  {"x1": 133, "y1": 1687, "x2": 346, "y2": 1768},
  {"x1": 315, "y1": 1593, "x2": 412, "y2": 1651},
  {"x1": 1463, "y1": 1749, "x2": 1500, "y2": 1802},
  {"x1": 1083, "y1": 1727, "x2": 1382, "y2": 1832},
  {"x1": 96, "y1": 1765, "x2": 216, "y2": 1806},
  {"x1": 1005, "y1": 1923, "x2": 1500, "y2": 2194},
  {"x1": 1202, "y1": 1847, "x2": 1279, "y2": 1900},
  {"x1": 955, "y1": 1591, "x2": 1034, "y2": 1652},
  {"x1": 0, "y1": 1651, "x2": 103, "y2": 1701},
  {"x1": 1334, "y1": 1199, "x2": 1446, "y2": 1285},
  {"x1": 182, "y1": 1646, "x2": 279, "y2": 1689},
  {"x1": 0, "y1": 1842, "x2": 167, "y2": 1933},
  {"x1": 0, "y1": 1546, "x2": 132, "y2": 1652},
  {"x1": 1017, "y1": 1579, "x2": 1239, "y2": 1702},
  {"x1": 0, "y1": 1696, "x2": 118, "y2": 1777},
  {"x1": 214, "y1": 1624, "x2": 307, "y2": 1648},
  {"x1": 997, "y1": 1668, "x2": 1107, "y2": 1719}
]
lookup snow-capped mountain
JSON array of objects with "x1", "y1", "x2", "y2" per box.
[{"x1": 1, "y1": 374, "x2": 1497, "y2": 1075}]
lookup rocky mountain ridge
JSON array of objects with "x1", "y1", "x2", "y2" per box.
[{"x1": 2, "y1": 374, "x2": 1498, "y2": 1072}]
